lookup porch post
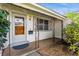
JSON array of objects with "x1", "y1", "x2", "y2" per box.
[
  {"x1": 61, "y1": 20, "x2": 63, "y2": 40},
  {"x1": 35, "y1": 18, "x2": 39, "y2": 49},
  {"x1": 53, "y1": 19, "x2": 55, "y2": 41},
  {"x1": 53, "y1": 20, "x2": 55, "y2": 38},
  {"x1": 37, "y1": 18, "x2": 39, "y2": 48}
]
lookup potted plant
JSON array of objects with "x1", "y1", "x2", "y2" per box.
[{"x1": 0, "y1": 9, "x2": 10, "y2": 56}]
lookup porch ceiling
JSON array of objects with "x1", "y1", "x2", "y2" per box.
[{"x1": 12, "y1": 3, "x2": 67, "y2": 20}]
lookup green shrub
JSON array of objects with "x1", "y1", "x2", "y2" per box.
[
  {"x1": 64, "y1": 23, "x2": 79, "y2": 44},
  {"x1": 64, "y1": 12, "x2": 79, "y2": 55},
  {"x1": 0, "y1": 9, "x2": 10, "y2": 49},
  {"x1": 68, "y1": 44, "x2": 76, "y2": 51}
]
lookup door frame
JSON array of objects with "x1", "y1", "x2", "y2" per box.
[{"x1": 11, "y1": 12, "x2": 27, "y2": 47}]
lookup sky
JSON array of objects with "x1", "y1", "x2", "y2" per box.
[{"x1": 38, "y1": 3, "x2": 79, "y2": 15}]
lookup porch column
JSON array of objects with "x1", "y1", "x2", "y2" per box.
[
  {"x1": 34, "y1": 17, "x2": 39, "y2": 48},
  {"x1": 61, "y1": 20, "x2": 63, "y2": 40},
  {"x1": 53, "y1": 20, "x2": 55, "y2": 38}
]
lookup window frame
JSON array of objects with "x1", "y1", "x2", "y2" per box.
[
  {"x1": 14, "y1": 16, "x2": 25, "y2": 35},
  {"x1": 37, "y1": 18, "x2": 49, "y2": 31}
]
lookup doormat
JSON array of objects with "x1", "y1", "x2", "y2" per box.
[{"x1": 12, "y1": 43, "x2": 29, "y2": 50}]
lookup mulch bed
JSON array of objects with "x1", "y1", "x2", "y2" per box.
[{"x1": 37, "y1": 40, "x2": 73, "y2": 56}]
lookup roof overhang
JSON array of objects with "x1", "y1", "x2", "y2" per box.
[{"x1": 12, "y1": 3, "x2": 67, "y2": 20}]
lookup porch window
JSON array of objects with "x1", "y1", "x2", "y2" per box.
[
  {"x1": 37, "y1": 18, "x2": 49, "y2": 30},
  {"x1": 44, "y1": 20, "x2": 48, "y2": 30}
]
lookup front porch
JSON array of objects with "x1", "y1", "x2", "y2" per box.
[
  {"x1": 0, "y1": 3, "x2": 68, "y2": 56},
  {"x1": 3, "y1": 38, "x2": 71, "y2": 56}
]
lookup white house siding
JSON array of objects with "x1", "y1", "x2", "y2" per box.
[
  {"x1": 39, "y1": 31, "x2": 53, "y2": 40},
  {"x1": 0, "y1": 4, "x2": 54, "y2": 47}
]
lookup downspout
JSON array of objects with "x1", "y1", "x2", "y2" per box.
[{"x1": 37, "y1": 18, "x2": 39, "y2": 48}]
